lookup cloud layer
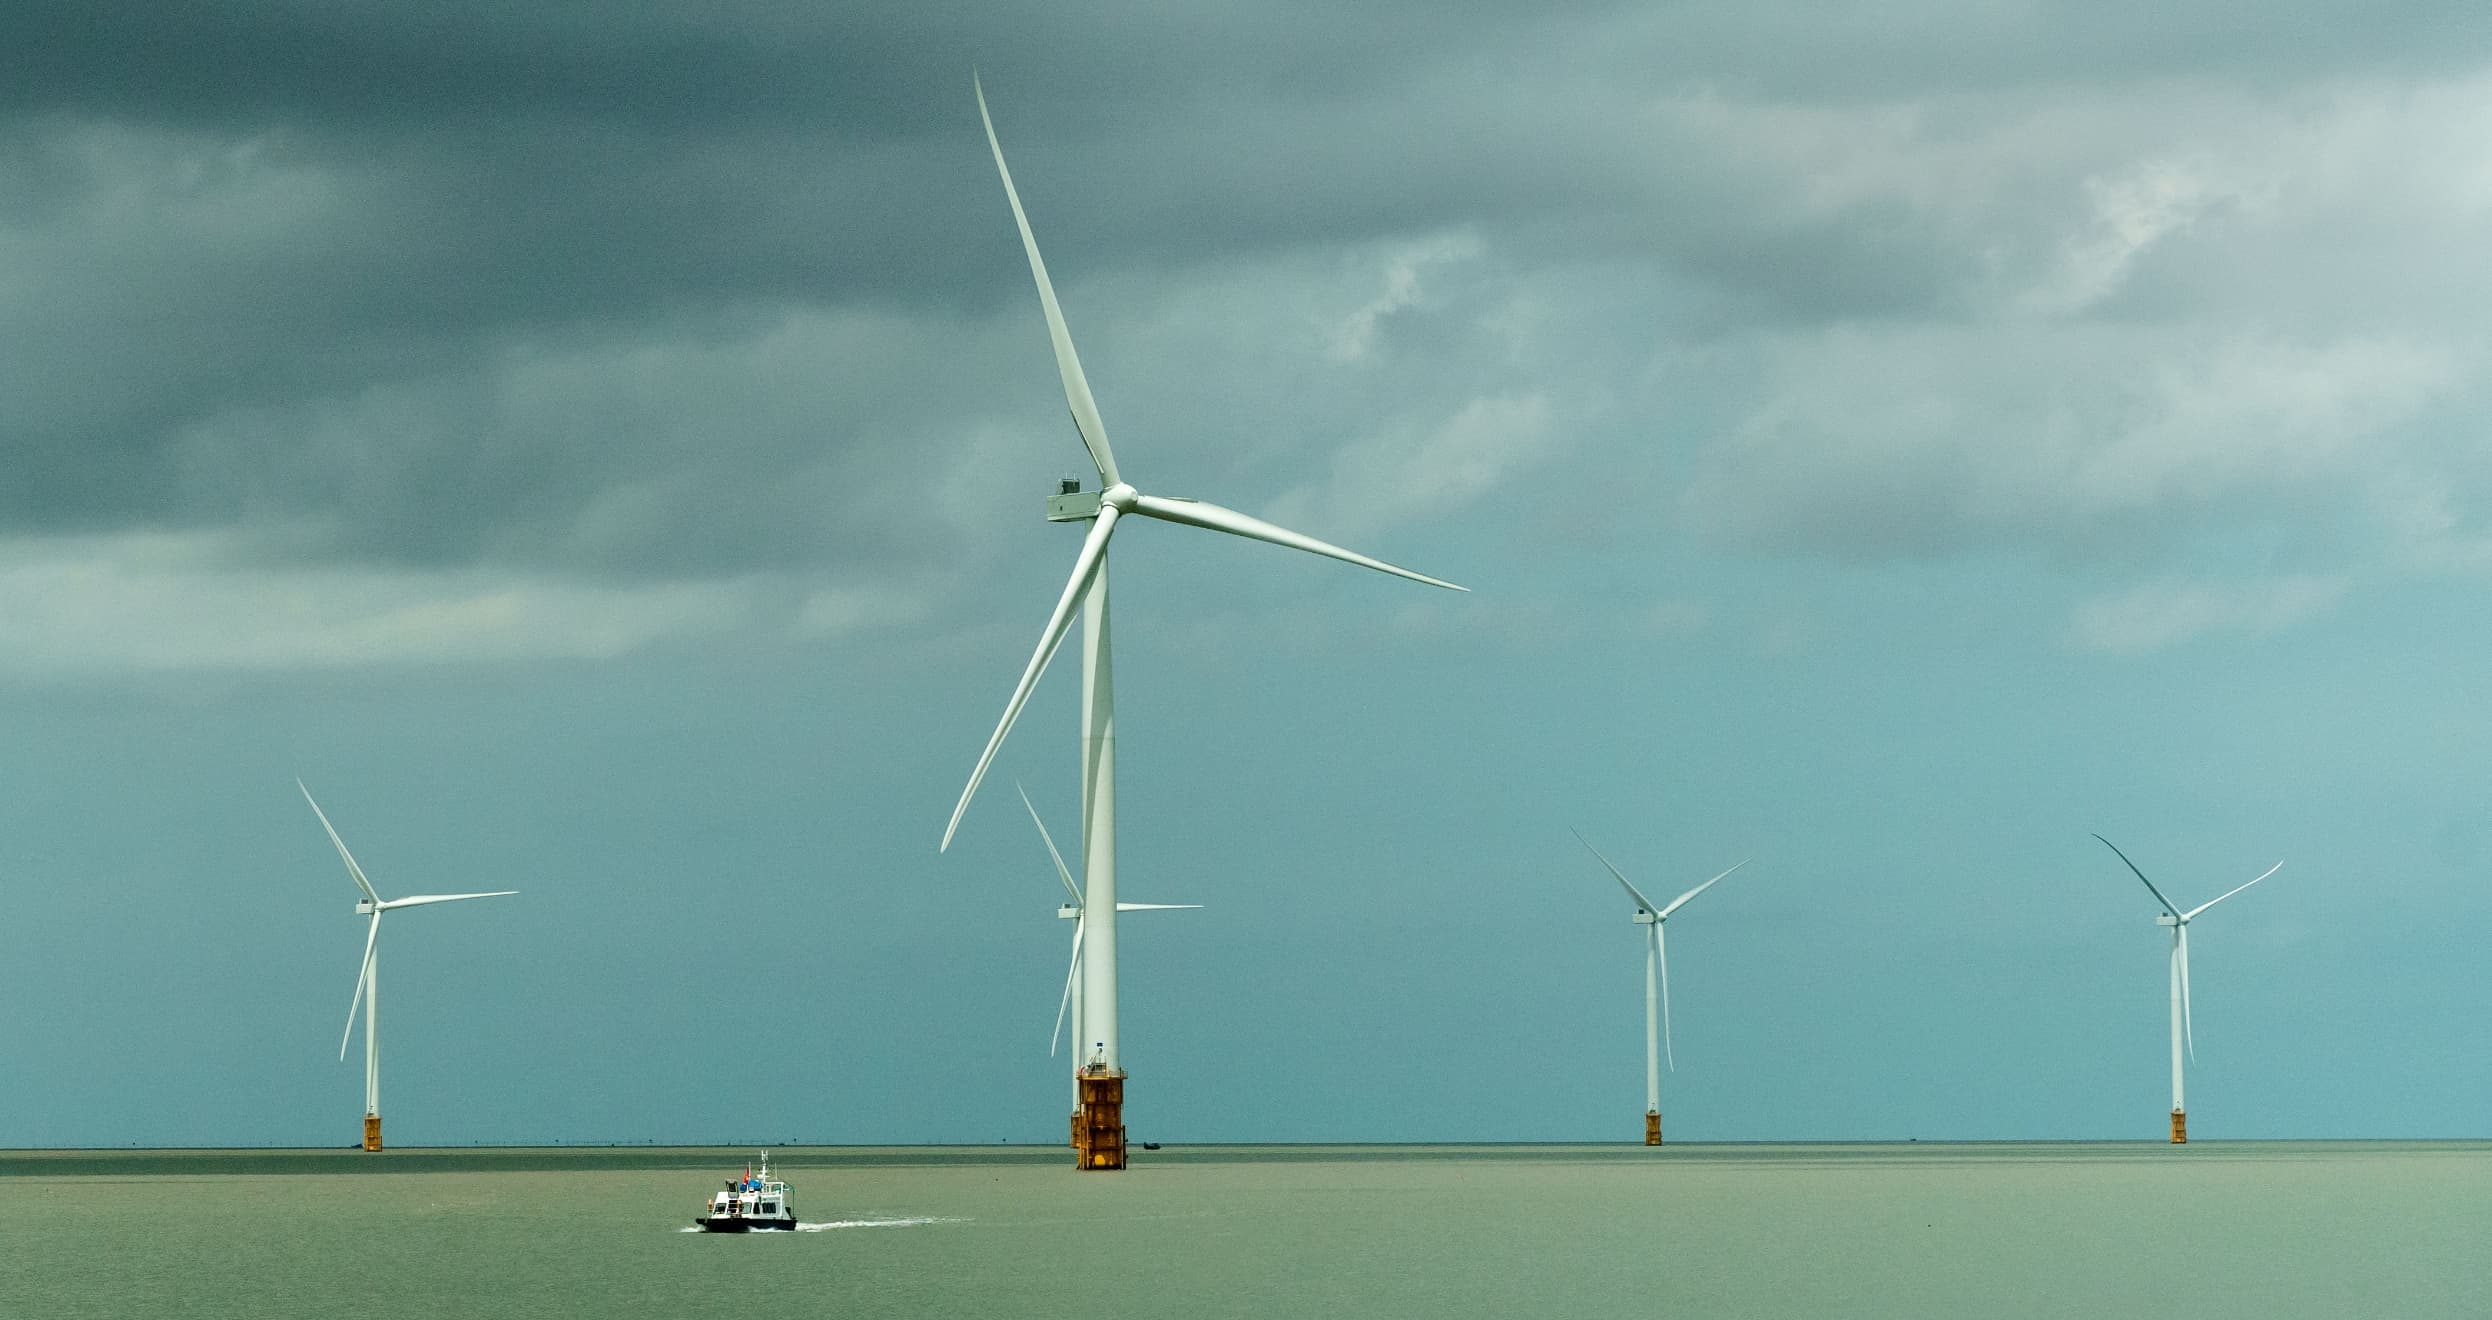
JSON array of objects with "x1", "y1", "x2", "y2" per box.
[{"x1": 8, "y1": 6, "x2": 2492, "y2": 667}]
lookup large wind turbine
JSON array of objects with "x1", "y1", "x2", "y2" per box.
[
  {"x1": 2093, "y1": 834, "x2": 2281, "y2": 1144},
  {"x1": 944, "y1": 78, "x2": 1465, "y2": 1169},
  {"x1": 1573, "y1": 830, "x2": 1747, "y2": 1146},
  {"x1": 1017, "y1": 784, "x2": 1197, "y2": 1146},
  {"x1": 301, "y1": 781, "x2": 516, "y2": 1152}
]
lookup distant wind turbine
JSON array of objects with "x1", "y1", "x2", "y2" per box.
[
  {"x1": 1573, "y1": 830, "x2": 1748, "y2": 1146},
  {"x1": 941, "y1": 76, "x2": 1465, "y2": 1170},
  {"x1": 1017, "y1": 784, "x2": 1197, "y2": 1147},
  {"x1": 2093, "y1": 833, "x2": 2281, "y2": 1144},
  {"x1": 301, "y1": 781, "x2": 516, "y2": 1152}
]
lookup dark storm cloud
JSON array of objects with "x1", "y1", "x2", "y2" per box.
[
  {"x1": 7, "y1": 1, "x2": 2492, "y2": 580},
  {"x1": 3, "y1": 1, "x2": 1644, "y2": 572},
  {"x1": 3, "y1": 1, "x2": 1608, "y2": 134}
]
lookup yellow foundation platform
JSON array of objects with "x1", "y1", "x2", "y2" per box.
[
  {"x1": 362, "y1": 1114, "x2": 382, "y2": 1152},
  {"x1": 1076, "y1": 1069, "x2": 1126, "y2": 1171},
  {"x1": 2170, "y1": 1110, "x2": 2186, "y2": 1144},
  {"x1": 1645, "y1": 1111, "x2": 1662, "y2": 1146}
]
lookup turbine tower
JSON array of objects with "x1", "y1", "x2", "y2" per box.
[
  {"x1": 302, "y1": 781, "x2": 516, "y2": 1152},
  {"x1": 1018, "y1": 784, "x2": 1197, "y2": 1148},
  {"x1": 2093, "y1": 833, "x2": 2281, "y2": 1144},
  {"x1": 944, "y1": 78, "x2": 1465, "y2": 1169},
  {"x1": 1573, "y1": 830, "x2": 1746, "y2": 1145}
]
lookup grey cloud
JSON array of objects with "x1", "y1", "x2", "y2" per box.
[
  {"x1": 1651, "y1": 70, "x2": 2492, "y2": 581},
  {"x1": 8, "y1": 1, "x2": 2492, "y2": 594},
  {"x1": 150, "y1": 307, "x2": 1043, "y2": 577},
  {"x1": 1591, "y1": 3, "x2": 2492, "y2": 100},
  {"x1": 2065, "y1": 574, "x2": 2349, "y2": 654},
  {"x1": 1674, "y1": 323, "x2": 2469, "y2": 572}
]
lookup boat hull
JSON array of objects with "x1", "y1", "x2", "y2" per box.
[{"x1": 694, "y1": 1216, "x2": 797, "y2": 1232}]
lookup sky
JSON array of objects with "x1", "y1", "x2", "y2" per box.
[{"x1": 5, "y1": 1, "x2": 2491, "y2": 1148}]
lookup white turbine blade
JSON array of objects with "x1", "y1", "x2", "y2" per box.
[
  {"x1": 1657, "y1": 923, "x2": 1675, "y2": 1072},
  {"x1": 1113, "y1": 902, "x2": 1202, "y2": 911},
  {"x1": 1127, "y1": 494, "x2": 1467, "y2": 592},
  {"x1": 1016, "y1": 780, "x2": 1083, "y2": 905},
  {"x1": 2178, "y1": 924, "x2": 2196, "y2": 1063},
  {"x1": 1571, "y1": 828, "x2": 1661, "y2": 913},
  {"x1": 1659, "y1": 859, "x2": 1750, "y2": 920},
  {"x1": 340, "y1": 912, "x2": 379, "y2": 1060},
  {"x1": 2092, "y1": 834, "x2": 2184, "y2": 920},
  {"x1": 299, "y1": 780, "x2": 381, "y2": 906},
  {"x1": 974, "y1": 75, "x2": 1120, "y2": 488},
  {"x1": 942, "y1": 506, "x2": 1122, "y2": 852},
  {"x1": 378, "y1": 891, "x2": 518, "y2": 910},
  {"x1": 1050, "y1": 913, "x2": 1083, "y2": 1057},
  {"x1": 2182, "y1": 860, "x2": 2283, "y2": 922}
]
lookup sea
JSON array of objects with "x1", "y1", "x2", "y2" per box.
[{"x1": 3, "y1": 1142, "x2": 2484, "y2": 1317}]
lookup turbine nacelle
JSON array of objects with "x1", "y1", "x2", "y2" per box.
[
  {"x1": 1046, "y1": 485, "x2": 1102, "y2": 522},
  {"x1": 1632, "y1": 910, "x2": 1659, "y2": 925},
  {"x1": 355, "y1": 898, "x2": 377, "y2": 915}
]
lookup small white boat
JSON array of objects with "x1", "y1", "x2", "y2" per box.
[{"x1": 694, "y1": 1152, "x2": 796, "y2": 1232}]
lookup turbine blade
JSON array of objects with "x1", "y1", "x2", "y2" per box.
[
  {"x1": 1127, "y1": 494, "x2": 1466, "y2": 592},
  {"x1": 974, "y1": 75, "x2": 1120, "y2": 488},
  {"x1": 300, "y1": 780, "x2": 380, "y2": 906},
  {"x1": 378, "y1": 891, "x2": 518, "y2": 910},
  {"x1": 2179, "y1": 925, "x2": 2196, "y2": 1063},
  {"x1": 341, "y1": 913, "x2": 379, "y2": 1060},
  {"x1": 1659, "y1": 859, "x2": 1750, "y2": 920},
  {"x1": 2182, "y1": 860, "x2": 2283, "y2": 922},
  {"x1": 1050, "y1": 913, "x2": 1083, "y2": 1057},
  {"x1": 1113, "y1": 902, "x2": 1202, "y2": 911},
  {"x1": 1572, "y1": 828, "x2": 1661, "y2": 913},
  {"x1": 2092, "y1": 834, "x2": 2184, "y2": 920},
  {"x1": 1658, "y1": 923, "x2": 1675, "y2": 1072},
  {"x1": 942, "y1": 506, "x2": 1122, "y2": 851},
  {"x1": 1016, "y1": 780, "x2": 1083, "y2": 905}
]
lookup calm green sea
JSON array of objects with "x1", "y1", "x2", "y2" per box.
[{"x1": 3, "y1": 1143, "x2": 2484, "y2": 1317}]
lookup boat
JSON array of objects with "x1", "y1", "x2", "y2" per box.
[{"x1": 694, "y1": 1152, "x2": 797, "y2": 1232}]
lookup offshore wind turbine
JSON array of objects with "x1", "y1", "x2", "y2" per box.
[
  {"x1": 1018, "y1": 784, "x2": 1197, "y2": 1147},
  {"x1": 301, "y1": 781, "x2": 516, "y2": 1152},
  {"x1": 943, "y1": 77, "x2": 1466, "y2": 1169},
  {"x1": 2093, "y1": 833, "x2": 2281, "y2": 1144},
  {"x1": 1573, "y1": 830, "x2": 1747, "y2": 1146}
]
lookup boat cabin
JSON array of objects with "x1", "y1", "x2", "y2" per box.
[{"x1": 695, "y1": 1153, "x2": 797, "y2": 1231}]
